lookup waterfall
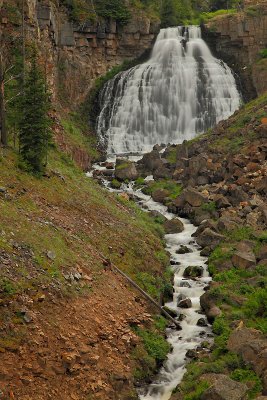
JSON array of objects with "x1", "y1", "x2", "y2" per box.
[{"x1": 97, "y1": 26, "x2": 241, "y2": 155}]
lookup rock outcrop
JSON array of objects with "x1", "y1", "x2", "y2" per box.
[
  {"x1": 203, "y1": 0, "x2": 267, "y2": 100},
  {"x1": 1, "y1": 0, "x2": 159, "y2": 108}
]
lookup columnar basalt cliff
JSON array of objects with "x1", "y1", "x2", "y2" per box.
[
  {"x1": 1, "y1": 0, "x2": 160, "y2": 108},
  {"x1": 203, "y1": 0, "x2": 267, "y2": 101}
]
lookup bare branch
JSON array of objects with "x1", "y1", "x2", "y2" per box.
[
  {"x1": 4, "y1": 64, "x2": 15, "y2": 76},
  {"x1": 5, "y1": 91, "x2": 22, "y2": 105},
  {"x1": 4, "y1": 73, "x2": 21, "y2": 85}
]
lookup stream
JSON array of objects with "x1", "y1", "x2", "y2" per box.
[
  {"x1": 91, "y1": 22, "x2": 240, "y2": 400},
  {"x1": 88, "y1": 163, "x2": 212, "y2": 400}
]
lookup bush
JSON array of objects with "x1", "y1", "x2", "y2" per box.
[
  {"x1": 135, "y1": 327, "x2": 171, "y2": 365},
  {"x1": 231, "y1": 368, "x2": 262, "y2": 399},
  {"x1": 259, "y1": 49, "x2": 267, "y2": 59},
  {"x1": 184, "y1": 381, "x2": 210, "y2": 400}
]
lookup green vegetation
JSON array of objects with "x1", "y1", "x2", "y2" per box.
[
  {"x1": 60, "y1": 0, "x2": 131, "y2": 24},
  {"x1": 259, "y1": 49, "x2": 267, "y2": 59},
  {"x1": 61, "y1": 114, "x2": 99, "y2": 161},
  {"x1": 143, "y1": 179, "x2": 182, "y2": 200},
  {"x1": 231, "y1": 369, "x2": 262, "y2": 399},
  {"x1": 245, "y1": 5, "x2": 261, "y2": 17},
  {"x1": 111, "y1": 178, "x2": 121, "y2": 189},
  {"x1": 132, "y1": 319, "x2": 170, "y2": 381},
  {"x1": 201, "y1": 201, "x2": 217, "y2": 213},
  {"x1": 184, "y1": 381, "x2": 210, "y2": 400},
  {"x1": 18, "y1": 52, "x2": 52, "y2": 174}
]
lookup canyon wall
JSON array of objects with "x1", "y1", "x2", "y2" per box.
[
  {"x1": 1, "y1": 0, "x2": 160, "y2": 108},
  {"x1": 203, "y1": 0, "x2": 267, "y2": 101}
]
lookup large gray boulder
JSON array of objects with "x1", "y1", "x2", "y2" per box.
[
  {"x1": 196, "y1": 228, "x2": 225, "y2": 250},
  {"x1": 115, "y1": 159, "x2": 138, "y2": 181},
  {"x1": 200, "y1": 374, "x2": 248, "y2": 400},
  {"x1": 232, "y1": 240, "x2": 256, "y2": 269},
  {"x1": 163, "y1": 218, "x2": 184, "y2": 234},
  {"x1": 174, "y1": 187, "x2": 208, "y2": 208}
]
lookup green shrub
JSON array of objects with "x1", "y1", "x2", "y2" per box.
[
  {"x1": 184, "y1": 381, "x2": 210, "y2": 400},
  {"x1": 135, "y1": 327, "x2": 171, "y2": 365},
  {"x1": 201, "y1": 201, "x2": 216, "y2": 212},
  {"x1": 0, "y1": 279, "x2": 17, "y2": 295},
  {"x1": 259, "y1": 49, "x2": 267, "y2": 59},
  {"x1": 143, "y1": 179, "x2": 182, "y2": 199},
  {"x1": 111, "y1": 179, "x2": 121, "y2": 189},
  {"x1": 135, "y1": 177, "x2": 145, "y2": 187},
  {"x1": 231, "y1": 368, "x2": 262, "y2": 399},
  {"x1": 245, "y1": 5, "x2": 260, "y2": 17}
]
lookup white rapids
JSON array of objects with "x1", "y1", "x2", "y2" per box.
[
  {"x1": 88, "y1": 159, "x2": 213, "y2": 399},
  {"x1": 97, "y1": 26, "x2": 241, "y2": 155},
  {"x1": 123, "y1": 185, "x2": 212, "y2": 400}
]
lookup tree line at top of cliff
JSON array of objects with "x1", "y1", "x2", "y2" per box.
[{"x1": 60, "y1": 0, "x2": 243, "y2": 26}]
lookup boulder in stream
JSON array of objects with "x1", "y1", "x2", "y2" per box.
[
  {"x1": 164, "y1": 218, "x2": 184, "y2": 234},
  {"x1": 183, "y1": 265, "x2": 204, "y2": 278},
  {"x1": 115, "y1": 159, "x2": 138, "y2": 181},
  {"x1": 178, "y1": 298, "x2": 192, "y2": 308}
]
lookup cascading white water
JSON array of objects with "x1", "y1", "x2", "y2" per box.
[
  {"x1": 97, "y1": 26, "x2": 241, "y2": 155},
  {"x1": 125, "y1": 187, "x2": 212, "y2": 400}
]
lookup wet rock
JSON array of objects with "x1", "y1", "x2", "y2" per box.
[
  {"x1": 162, "y1": 306, "x2": 179, "y2": 319},
  {"x1": 137, "y1": 150, "x2": 162, "y2": 174},
  {"x1": 115, "y1": 159, "x2": 138, "y2": 181},
  {"x1": 178, "y1": 298, "x2": 192, "y2": 308},
  {"x1": 163, "y1": 218, "x2": 184, "y2": 234},
  {"x1": 186, "y1": 349, "x2": 198, "y2": 359},
  {"x1": 183, "y1": 265, "x2": 204, "y2": 278},
  {"x1": 179, "y1": 281, "x2": 191, "y2": 288},
  {"x1": 197, "y1": 318, "x2": 208, "y2": 327},
  {"x1": 200, "y1": 247, "x2": 213, "y2": 256},
  {"x1": 201, "y1": 374, "x2": 248, "y2": 400},
  {"x1": 196, "y1": 228, "x2": 225, "y2": 250},
  {"x1": 170, "y1": 260, "x2": 181, "y2": 266},
  {"x1": 177, "y1": 293, "x2": 186, "y2": 303},
  {"x1": 149, "y1": 210, "x2": 167, "y2": 222},
  {"x1": 105, "y1": 162, "x2": 115, "y2": 170},
  {"x1": 151, "y1": 189, "x2": 170, "y2": 203},
  {"x1": 176, "y1": 245, "x2": 193, "y2": 254}
]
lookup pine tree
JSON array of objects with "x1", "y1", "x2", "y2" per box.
[{"x1": 19, "y1": 52, "x2": 52, "y2": 173}]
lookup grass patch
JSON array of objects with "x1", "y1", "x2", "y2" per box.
[{"x1": 143, "y1": 179, "x2": 182, "y2": 200}]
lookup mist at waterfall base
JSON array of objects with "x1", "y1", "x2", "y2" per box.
[{"x1": 97, "y1": 26, "x2": 241, "y2": 155}]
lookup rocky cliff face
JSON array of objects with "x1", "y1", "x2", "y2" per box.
[
  {"x1": 203, "y1": 0, "x2": 267, "y2": 101},
  {"x1": 4, "y1": 0, "x2": 159, "y2": 108}
]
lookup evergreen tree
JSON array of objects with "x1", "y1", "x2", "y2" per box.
[{"x1": 19, "y1": 52, "x2": 52, "y2": 173}]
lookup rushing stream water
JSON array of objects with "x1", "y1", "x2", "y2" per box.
[
  {"x1": 88, "y1": 164, "x2": 212, "y2": 400},
  {"x1": 128, "y1": 186, "x2": 212, "y2": 400}
]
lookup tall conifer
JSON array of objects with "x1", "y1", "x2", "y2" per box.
[{"x1": 19, "y1": 51, "x2": 51, "y2": 173}]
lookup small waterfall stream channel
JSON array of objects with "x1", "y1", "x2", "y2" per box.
[
  {"x1": 89, "y1": 164, "x2": 212, "y2": 400},
  {"x1": 89, "y1": 24, "x2": 241, "y2": 400}
]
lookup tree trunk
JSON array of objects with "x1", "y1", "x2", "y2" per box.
[{"x1": 0, "y1": 53, "x2": 7, "y2": 147}]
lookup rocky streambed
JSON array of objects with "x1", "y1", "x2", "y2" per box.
[{"x1": 89, "y1": 162, "x2": 214, "y2": 400}]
